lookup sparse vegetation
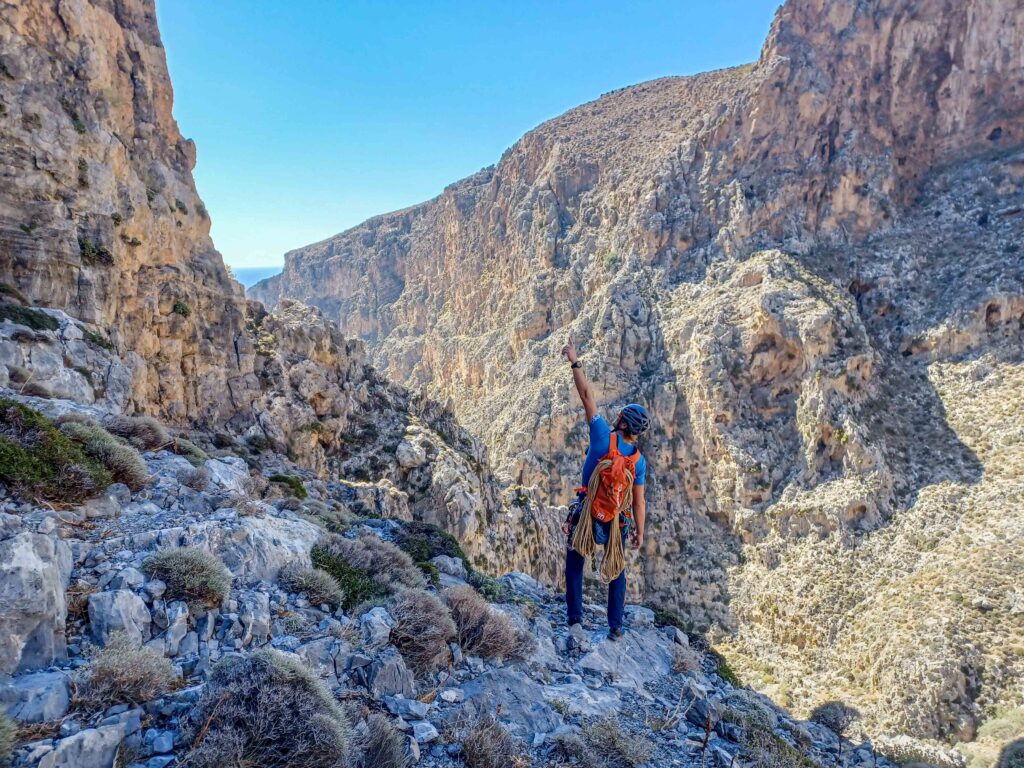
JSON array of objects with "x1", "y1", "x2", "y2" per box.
[
  {"x1": 459, "y1": 712, "x2": 519, "y2": 768},
  {"x1": 82, "y1": 326, "x2": 114, "y2": 350},
  {"x1": 362, "y1": 713, "x2": 409, "y2": 768},
  {"x1": 58, "y1": 417, "x2": 150, "y2": 490},
  {"x1": 182, "y1": 649, "x2": 350, "y2": 768},
  {"x1": 389, "y1": 588, "x2": 456, "y2": 673},
  {"x1": 444, "y1": 585, "x2": 535, "y2": 661},
  {"x1": 171, "y1": 300, "x2": 192, "y2": 317},
  {"x1": 75, "y1": 632, "x2": 176, "y2": 712},
  {"x1": 175, "y1": 198, "x2": 189, "y2": 215},
  {"x1": 269, "y1": 472, "x2": 307, "y2": 499},
  {"x1": 0, "y1": 711, "x2": 15, "y2": 768},
  {"x1": 0, "y1": 304, "x2": 58, "y2": 332},
  {"x1": 110, "y1": 212, "x2": 123, "y2": 226},
  {"x1": 0, "y1": 398, "x2": 110, "y2": 502},
  {"x1": 101, "y1": 414, "x2": 169, "y2": 450},
  {"x1": 78, "y1": 237, "x2": 113, "y2": 266},
  {"x1": 142, "y1": 548, "x2": 231, "y2": 606},
  {"x1": 177, "y1": 466, "x2": 209, "y2": 491},
  {"x1": 279, "y1": 563, "x2": 343, "y2": 608},
  {"x1": 171, "y1": 436, "x2": 208, "y2": 466},
  {"x1": 554, "y1": 717, "x2": 652, "y2": 768},
  {"x1": 0, "y1": 283, "x2": 28, "y2": 305}
]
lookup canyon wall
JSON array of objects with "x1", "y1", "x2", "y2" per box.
[{"x1": 254, "y1": 0, "x2": 1024, "y2": 743}]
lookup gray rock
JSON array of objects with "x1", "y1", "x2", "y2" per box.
[
  {"x1": 38, "y1": 723, "x2": 125, "y2": 768},
  {"x1": 239, "y1": 591, "x2": 271, "y2": 646},
  {"x1": 411, "y1": 720, "x2": 439, "y2": 743},
  {"x1": 109, "y1": 567, "x2": 145, "y2": 591},
  {"x1": 396, "y1": 439, "x2": 427, "y2": 469},
  {"x1": 624, "y1": 605, "x2": 656, "y2": 628},
  {"x1": 203, "y1": 457, "x2": 250, "y2": 494},
  {"x1": 439, "y1": 688, "x2": 464, "y2": 704},
  {"x1": 431, "y1": 555, "x2": 467, "y2": 580},
  {"x1": 360, "y1": 606, "x2": 395, "y2": 649},
  {"x1": 0, "y1": 670, "x2": 71, "y2": 722},
  {"x1": 0, "y1": 532, "x2": 72, "y2": 674},
  {"x1": 365, "y1": 647, "x2": 415, "y2": 699},
  {"x1": 386, "y1": 695, "x2": 430, "y2": 719},
  {"x1": 163, "y1": 601, "x2": 189, "y2": 656},
  {"x1": 88, "y1": 590, "x2": 151, "y2": 646}
]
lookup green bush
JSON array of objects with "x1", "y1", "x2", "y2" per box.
[
  {"x1": 82, "y1": 327, "x2": 114, "y2": 351},
  {"x1": 269, "y1": 473, "x2": 307, "y2": 499},
  {"x1": 0, "y1": 398, "x2": 110, "y2": 502},
  {"x1": 393, "y1": 520, "x2": 468, "y2": 567},
  {"x1": 171, "y1": 301, "x2": 191, "y2": 317},
  {"x1": 279, "y1": 563, "x2": 343, "y2": 608},
  {"x1": 183, "y1": 649, "x2": 350, "y2": 768},
  {"x1": 58, "y1": 418, "x2": 149, "y2": 490},
  {"x1": 0, "y1": 711, "x2": 15, "y2": 768},
  {"x1": 76, "y1": 631, "x2": 176, "y2": 712},
  {"x1": 175, "y1": 199, "x2": 189, "y2": 215},
  {"x1": 0, "y1": 304, "x2": 58, "y2": 331},
  {"x1": 310, "y1": 533, "x2": 416, "y2": 611},
  {"x1": 389, "y1": 588, "x2": 455, "y2": 673},
  {"x1": 554, "y1": 717, "x2": 652, "y2": 768},
  {"x1": 142, "y1": 548, "x2": 231, "y2": 606},
  {"x1": 78, "y1": 237, "x2": 113, "y2": 266}
]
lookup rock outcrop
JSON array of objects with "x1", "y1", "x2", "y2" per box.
[
  {"x1": 254, "y1": 0, "x2": 1024, "y2": 746},
  {"x1": 0, "y1": 0, "x2": 255, "y2": 424}
]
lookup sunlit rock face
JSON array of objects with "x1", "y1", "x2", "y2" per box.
[{"x1": 256, "y1": 0, "x2": 1024, "y2": 741}]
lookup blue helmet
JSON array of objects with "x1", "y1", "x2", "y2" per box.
[{"x1": 617, "y1": 404, "x2": 651, "y2": 435}]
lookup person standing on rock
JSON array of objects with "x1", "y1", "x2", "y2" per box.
[{"x1": 560, "y1": 336, "x2": 649, "y2": 641}]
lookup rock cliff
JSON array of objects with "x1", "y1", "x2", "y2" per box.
[
  {"x1": 254, "y1": 0, "x2": 1024, "y2": 748},
  {"x1": 0, "y1": 0, "x2": 255, "y2": 425}
]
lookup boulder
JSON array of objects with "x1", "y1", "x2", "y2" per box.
[
  {"x1": 360, "y1": 607, "x2": 395, "y2": 650},
  {"x1": 0, "y1": 532, "x2": 72, "y2": 674},
  {"x1": 0, "y1": 670, "x2": 71, "y2": 722},
  {"x1": 364, "y1": 647, "x2": 415, "y2": 699},
  {"x1": 88, "y1": 590, "x2": 151, "y2": 646},
  {"x1": 203, "y1": 457, "x2": 251, "y2": 494},
  {"x1": 38, "y1": 723, "x2": 125, "y2": 768}
]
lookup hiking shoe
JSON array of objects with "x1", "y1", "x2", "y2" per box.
[{"x1": 608, "y1": 627, "x2": 624, "y2": 641}]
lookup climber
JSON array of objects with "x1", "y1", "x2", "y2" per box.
[{"x1": 560, "y1": 336, "x2": 649, "y2": 641}]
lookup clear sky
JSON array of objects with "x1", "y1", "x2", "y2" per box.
[{"x1": 157, "y1": 1, "x2": 782, "y2": 269}]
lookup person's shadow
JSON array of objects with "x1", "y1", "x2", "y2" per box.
[{"x1": 999, "y1": 738, "x2": 1023, "y2": 768}]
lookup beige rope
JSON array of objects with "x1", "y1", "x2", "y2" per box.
[{"x1": 570, "y1": 458, "x2": 633, "y2": 583}]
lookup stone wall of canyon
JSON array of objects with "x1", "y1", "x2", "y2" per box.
[{"x1": 254, "y1": 0, "x2": 1024, "y2": 744}]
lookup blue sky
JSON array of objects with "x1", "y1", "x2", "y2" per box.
[{"x1": 157, "y1": 1, "x2": 781, "y2": 269}]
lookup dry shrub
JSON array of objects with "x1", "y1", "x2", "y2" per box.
[
  {"x1": 459, "y1": 712, "x2": 519, "y2": 768},
  {"x1": 177, "y1": 466, "x2": 209, "y2": 491},
  {"x1": 363, "y1": 713, "x2": 409, "y2": 768},
  {"x1": 20, "y1": 381, "x2": 52, "y2": 398},
  {"x1": 58, "y1": 418, "x2": 149, "y2": 490},
  {"x1": 555, "y1": 717, "x2": 652, "y2": 768},
  {"x1": 102, "y1": 414, "x2": 168, "y2": 450},
  {"x1": 279, "y1": 563, "x2": 344, "y2": 608},
  {"x1": 388, "y1": 588, "x2": 455, "y2": 673},
  {"x1": 672, "y1": 643, "x2": 702, "y2": 673},
  {"x1": 142, "y1": 548, "x2": 231, "y2": 606},
  {"x1": 0, "y1": 711, "x2": 14, "y2": 768},
  {"x1": 444, "y1": 585, "x2": 535, "y2": 661},
  {"x1": 171, "y1": 436, "x2": 209, "y2": 466},
  {"x1": 809, "y1": 701, "x2": 860, "y2": 736},
  {"x1": 182, "y1": 649, "x2": 350, "y2": 768},
  {"x1": 75, "y1": 632, "x2": 175, "y2": 712},
  {"x1": 233, "y1": 497, "x2": 267, "y2": 517}
]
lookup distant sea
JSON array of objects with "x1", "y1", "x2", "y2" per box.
[{"x1": 232, "y1": 266, "x2": 281, "y2": 288}]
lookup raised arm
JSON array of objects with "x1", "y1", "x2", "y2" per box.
[{"x1": 561, "y1": 336, "x2": 597, "y2": 422}]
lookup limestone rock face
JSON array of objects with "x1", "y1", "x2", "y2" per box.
[
  {"x1": 0, "y1": 530, "x2": 72, "y2": 674},
  {"x1": 256, "y1": 0, "x2": 1024, "y2": 741},
  {"x1": 0, "y1": 0, "x2": 257, "y2": 425}
]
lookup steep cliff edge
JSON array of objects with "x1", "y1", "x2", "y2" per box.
[
  {"x1": 255, "y1": 0, "x2": 1024, "y2": 746},
  {"x1": 0, "y1": 0, "x2": 256, "y2": 424}
]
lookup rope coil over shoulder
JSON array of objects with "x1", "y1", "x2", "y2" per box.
[{"x1": 570, "y1": 456, "x2": 633, "y2": 583}]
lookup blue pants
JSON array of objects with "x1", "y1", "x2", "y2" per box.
[{"x1": 565, "y1": 512, "x2": 627, "y2": 631}]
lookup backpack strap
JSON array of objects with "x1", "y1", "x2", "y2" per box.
[{"x1": 608, "y1": 432, "x2": 621, "y2": 457}]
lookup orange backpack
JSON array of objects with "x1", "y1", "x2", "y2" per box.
[{"x1": 589, "y1": 433, "x2": 641, "y2": 523}]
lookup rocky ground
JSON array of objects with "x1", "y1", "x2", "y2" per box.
[{"x1": 0, "y1": 393, "x2": 895, "y2": 767}]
